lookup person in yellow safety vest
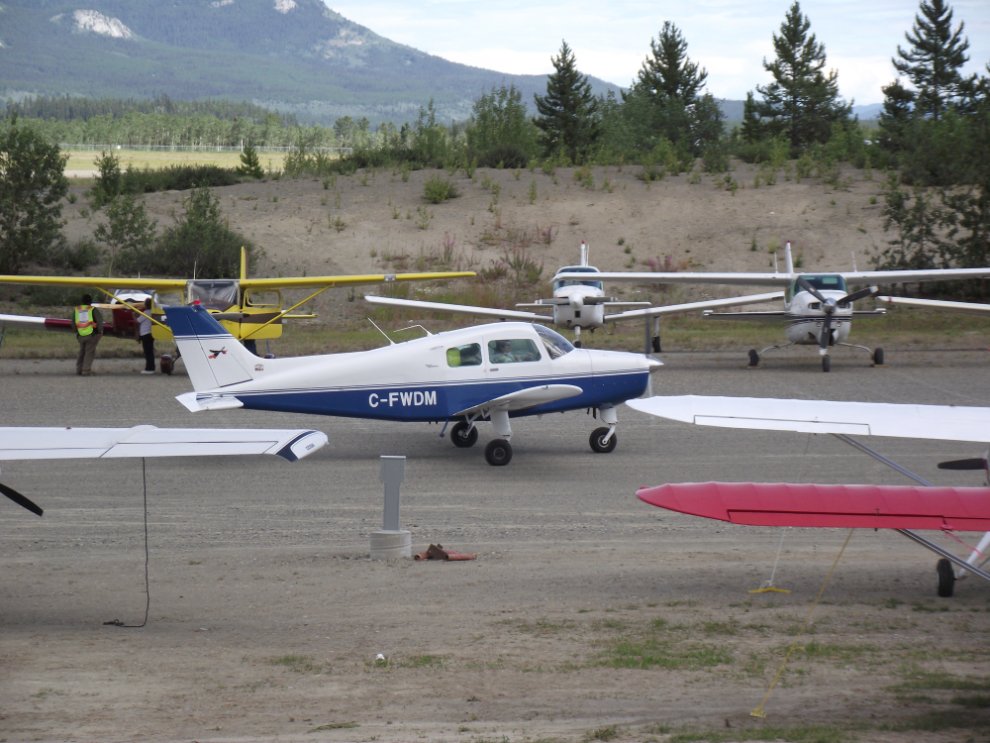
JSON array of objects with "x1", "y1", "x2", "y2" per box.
[{"x1": 72, "y1": 293, "x2": 103, "y2": 376}]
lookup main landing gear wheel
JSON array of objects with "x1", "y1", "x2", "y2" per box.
[
  {"x1": 822, "y1": 356, "x2": 831, "y2": 373},
  {"x1": 450, "y1": 421, "x2": 478, "y2": 448},
  {"x1": 589, "y1": 427, "x2": 617, "y2": 453},
  {"x1": 748, "y1": 349, "x2": 759, "y2": 367},
  {"x1": 936, "y1": 558, "x2": 955, "y2": 597},
  {"x1": 485, "y1": 439, "x2": 513, "y2": 466},
  {"x1": 873, "y1": 348, "x2": 884, "y2": 366}
]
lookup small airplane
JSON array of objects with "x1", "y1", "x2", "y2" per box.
[
  {"x1": 0, "y1": 424, "x2": 328, "y2": 517},
  {"x1": 557, "y1": 243, "x2": 990, "y2": 371},
  {"x1": 162, "y1": 303, "x2": 661, "y2": 466},
  {"x1": 0, "y1": 247, "x2": 474, "y2": 352},
  {"x1": 627, "y1": 394, "x2": 990, "y2": 596},
  {"x1": 366, "y1": 242, "x2": 783, "y2": 350}
]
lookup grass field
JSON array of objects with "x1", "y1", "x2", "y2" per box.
[{"x1": 63, "y1": 149, "x2": 288, "y2": 172}]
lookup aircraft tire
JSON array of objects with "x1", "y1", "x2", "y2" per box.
[
  {"x1": 450, "y1": 421, "x2": 478, "y2": 448},
  {"x1": 748, "y1": 349, "x2": 759, "y2": 367},
  {"x1": 589, "y1": 426, "x2": 617, "y2": 453},
  {"x1": 485, "y1": 439, "x2": 512, "y2": 466},
  {"x1": 822, "y1": 356, "x2": 831, "y2": 373},
  {"x1": 873, "y1": 348, "x2": 884, "y2": 366},
  {"x1": 936, "y1": 558, "x2": 955, "y2": 597},
  {"x1": 160, "y1": 354, "x2": 173, "y2": 375}
]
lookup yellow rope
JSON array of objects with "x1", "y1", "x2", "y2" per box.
[{"x1": 750, "y1": 528, "x2": 854, "y2": 718}]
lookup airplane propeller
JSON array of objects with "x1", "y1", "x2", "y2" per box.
[
  {"x1": 794, "y1": 278, "x2": 879, "y2": 352},
  {"x1": 0, "y1": 480, "x2": 44, "y2": 517}
]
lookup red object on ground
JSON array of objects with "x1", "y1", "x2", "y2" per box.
[
  {"x1": 413, "y1": 543, "x2": 477, "y2": 561},
  {"x1": 636, "y1": 481, "x2": 990, "y2": 531}
]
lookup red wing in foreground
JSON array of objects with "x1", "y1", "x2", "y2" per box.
[{"x1": 636, "y1": 481, "x2": 990, "y2": 531}]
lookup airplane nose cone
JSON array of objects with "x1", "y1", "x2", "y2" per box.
[{"x1": 648, "y1": 357, "x2": 663, "y2": 372}]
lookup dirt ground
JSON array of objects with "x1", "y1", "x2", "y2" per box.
[
  {"x1": 62, "y1": 159, "x2": 886, "y2": 290},
  {"x1": 4, "y1": 163, "x2": 988, "y2": 743},
  {"x1": 2, "y1": 350, "x2": 990, "y2": 743}
]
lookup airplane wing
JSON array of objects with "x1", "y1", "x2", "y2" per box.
[
  {"x1": 626, "y1": 395, "x2": 990, "y2": 442},
  {"x1": 701, "y1": 310, "x2": 787, "y2": 323},
  {"x1": 0, "y1": 426, "x2": 328, "y2": 462},
  {"x1": 0, "y1": 275, "x2": 187, "y2": 291},
  {"x1": 365, "y1": 295, "x2": 553, "y2": 323},
  {"x1": 0, "y1": 313, "x2": 75, "y2": 333},
  {"x1": 245, "y1": 271, "x2": 474, "y2": 290},
  {"x1": 880, "y1": 296, "x2": 990, "y2": 316},
  {"x1": 604, "y1": 292, "x2": 784, "y2": 322},
  {"x1": 556, "y1": 272, "x2": 792, "y2": 287},
  {"x1": 635, "y1": 481, "x2": 990, "y2": 531},
  {"x1": 453, "y1": 384, "x2": 583, "y2": 416},
  {"x1": 840, "y1": 268, "x2": 990, "y2": 284}
]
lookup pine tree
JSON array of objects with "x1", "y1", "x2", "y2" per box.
[
  {"x1": 236, "y1": 141, "x2": 264, "y2": 179},
  {"x1": 751, "y1": 2, "x2": 850, "y2": 151},
  {"x1": 893, "y1": 0, "x2": 970, "y2": 121},
  {"x1": 630, "y1": 22, "x2": 707, "y2": 105},
  {"x1": 533, "y1": 41, "x2": 600, "y2": 163}
]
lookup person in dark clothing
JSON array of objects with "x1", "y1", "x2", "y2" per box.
[{"x1": 135, "y1": 298, "x2": 155, "y2": 374}]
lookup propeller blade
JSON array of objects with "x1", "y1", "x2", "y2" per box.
[
  {"x1": 796, "y1": 276, "x2": 827, "y2": 303},
  {"x1": 819, "y1": 312, "x2": 833, "y2": 351},
  {"x1": 838, "y1": 285, "x2": 879, "y2": 306},
  {"x1": 0, "y1": 481, "x2": 44, "y2": 517},
  {"x1": 938, "y1": 458, "x2": 990, "y2": 471}
]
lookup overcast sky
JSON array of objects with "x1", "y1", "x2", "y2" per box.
[{"x1": 321, "y1": 0, "x2": 989, "y2": 106}]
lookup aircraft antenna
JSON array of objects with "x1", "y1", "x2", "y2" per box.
[
  {"x1": 773, "y1": 252, "x2": 778, "y2": 274},
  {"x1": 580, "y1": 241, "x2": 588, "y2": 267},
  {"x1": 396, "y1": 324, "x2": 434, "y2": 337},
  {"x1": 851, "y1": 251, "x2": 858, "y2": 272},
  {"x1": 367, "y1": 318, "x2": 395, "y2": 345}
]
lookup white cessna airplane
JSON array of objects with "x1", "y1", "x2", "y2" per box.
[
  {"x1": 628, "y1": 394, "x2": 990, "y2": 597},
  {"x1": 366, "y1": 242, "x2": 783, "y2": 350},
  {"x1": 163, "y1": 303, "x2": 661, "y2": 466},
  {"x1": 0, "y1": 425, "x2": 327, "y2": 516},
  {"x1": 558, "y1": 243, "x2": 990, "y2": 371}
]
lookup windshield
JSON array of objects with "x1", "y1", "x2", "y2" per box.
[
  {"x1": 554, "y1": 266, "x2": 603, "y2": 292},
  {"x1": 534, "y1": 324, "x2": 574, "y2": 359},
  {"x1": 187, "y1": 280, "x2": 239, "y2": 310},
  {"x1": 794, "y1": 275, "x2": 847, "y2": 293}
]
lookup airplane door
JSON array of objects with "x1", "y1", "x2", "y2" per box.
[{"x1": 483, "y1": 332, "x2": 550, "y2": 390}]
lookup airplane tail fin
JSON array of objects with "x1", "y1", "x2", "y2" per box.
[
  {"x1": 785, "y1": 241, "x2": 794, "y2": 275},
  {"x1": 163, "y1": 305, "x2": 260, "y2": 392}
]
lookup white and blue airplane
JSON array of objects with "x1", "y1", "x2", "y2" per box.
[
  {"x1": 558, "y1": 243, "x2": 990, "y2": 372},
  {"x1": 163, "y1": 304, "x2": 662, "y2": 465}
]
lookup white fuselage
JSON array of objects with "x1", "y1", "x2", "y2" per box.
[
  {"x1": 783, "y1": 289, "x2": 853, "y2": 346},
  {"x1": 550, "y1": 266, "x2": 606, "y2": 330}
]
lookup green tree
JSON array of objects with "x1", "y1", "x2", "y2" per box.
[
  {"x1": 91, "y1": 149, "x2": 122, "y2": 207},
  {"x1": 877, "y1": 80, "x2": 916, "y2": 153},
  {"x1": 466, "y1": 84, "x2": 537, "y2": 167},
  {"x1": 152, "y1": 185, "x2": 252, "y2": 278},
  {"x1": 621, "y1": 22, "x2": 723, "y2": 156},
  {"x1": 0, "y1": 115, "x2": 69, "y2": 274},
  {"x1": 236, "y1": 141, "x2": 264, "y2": 179},
  {"x1": 533, "y1": 41, "x2": 600, "y2": 163},
  {"x1": 751, "y1": 2, "x2": 851, "y2": 151},
  {"x1": 93, "y1": 194, "x2": 158, "y2": 276},
  {"x1": 893, "y1": 0, "x2": 970, "y2": 121}
]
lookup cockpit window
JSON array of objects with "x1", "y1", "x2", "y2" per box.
[
  {"x1": 488, "y1": 339, "x2": 541, "y2": 363},
  {"x1": 187, "y1": 280, "x2": 239, "y2": 310},
  {"x1": 553, "y1": 266, "x2": 603, "y2": 292},
  {"x1": 793, "y1": 275, "x2": 847, "y2": 294},
  {"x1": 447, "y1": 343, "x2": 482, "y2": 367},
  {"x1": 534, "y1": 324, "x2": 574, "y2": 359}
]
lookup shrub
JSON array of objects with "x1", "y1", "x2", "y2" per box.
[{"x1": 423, "y1": 175, "x2": 459, "y2": 203}]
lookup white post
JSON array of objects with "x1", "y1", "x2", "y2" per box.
[{"x1": 369, "y1": 456, "x2": 412, "y2": 559}]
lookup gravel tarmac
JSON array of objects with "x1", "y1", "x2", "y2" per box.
[{"x1": 2, "y1": 349, "x2": 990, "y2": 742}]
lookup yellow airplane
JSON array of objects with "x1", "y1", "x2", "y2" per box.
[{"x1": 0, "y1": 248, "x2": 474, "y2": 343}]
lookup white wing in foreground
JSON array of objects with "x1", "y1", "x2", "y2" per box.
[
  {"x1": 364, "y1": 295, "x2": 552, "y2": 323},
  {"x1": 627, "y1": 395, "x2": 990, "y2": 443},
  {"x1": 454, "y1": 385, "x2": 583, "y2": 417},
  {"x1": 881, "y1": 296, "x2": 990, "y2": 316},
  {"x1": 604, "y1": 292, "x2": 783, "y2": 322},
  {"x1": 0, "y1": 426, "x2": 328, "y2": 462}
]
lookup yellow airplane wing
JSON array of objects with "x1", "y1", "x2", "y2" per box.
[
  {"x1": 0, "y1": 275, "x2": 187, "y2": 291},
  {"x1": 241, "y1": 271, "x2": 475, "y2": 290}
]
